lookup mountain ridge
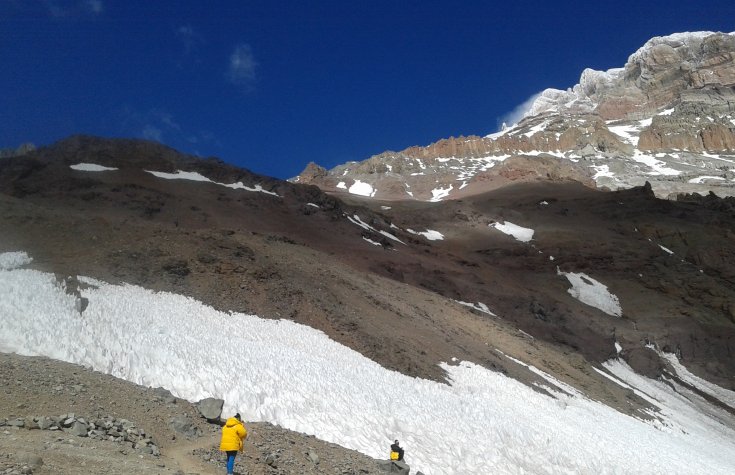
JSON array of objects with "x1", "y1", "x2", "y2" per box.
[{"x1": 295, "y1": 31, "x2": 735, "y2": 201}]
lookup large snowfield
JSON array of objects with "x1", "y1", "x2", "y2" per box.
[{"x1": 2, "y1": 252, "x2": 735, "y2": 474}]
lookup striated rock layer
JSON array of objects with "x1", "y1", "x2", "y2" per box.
[{"x1": 295, "y1": 31, "x2": 735, "y2": 201}]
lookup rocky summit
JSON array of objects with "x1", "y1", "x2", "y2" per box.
[{"x1": 294, "y1": 31, "x2": 735, "y2": 200}]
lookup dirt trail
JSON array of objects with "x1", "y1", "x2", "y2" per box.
[{"x1": 164, "y1": 433, "x2": 220, "y2": 475}]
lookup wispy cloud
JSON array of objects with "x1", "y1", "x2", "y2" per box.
[
  {"x1": 44, "y1": 0, "x2": 103, "y2": 17},
  {"x1": 142, "y1": 125, "x2": 163, "y2": 143},
  {"x1": 497, "y1": 91, "x2": 543, "y2": 130},
  {"x1": 175, "y1": 25, "x2": 204, "y2": 65},
  {"x1": 117, "y1": 107, "x2": 219, "y2": 151},
  {"x1": 84, "y1": 0, "x2": 103, "y2": 14},
  {"x1": 226, "y1": 44, "x2": 257, "y2": 90},
  {"x1": 45, "y1": 1, "x2": 67, "y2": 17}
]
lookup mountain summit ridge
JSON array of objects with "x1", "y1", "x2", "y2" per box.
[{"x1": 295, "y1": 31, "x2": 735, "y2": 201}]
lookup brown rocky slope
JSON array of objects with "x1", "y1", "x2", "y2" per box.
[{"x1": 1, "y1": 136, "x2": 735, "y2": 471}]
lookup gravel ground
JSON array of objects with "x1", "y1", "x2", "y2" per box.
[{"x1": 0, "y1": 352, "x2": 396, "y2": 474}]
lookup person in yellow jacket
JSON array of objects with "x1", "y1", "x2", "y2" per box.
[
  {"x1": 390, "y1": 439, "x2": 404, "y2": 461},
  {"x1": 220, "y1": 413, "x2": 247, "y2": 475}
]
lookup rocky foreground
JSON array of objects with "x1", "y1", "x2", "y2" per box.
[{"x1": 0, "y1": 352, "x2": 414, "y2": 474}]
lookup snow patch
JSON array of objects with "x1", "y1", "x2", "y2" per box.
[
  {"x1": 660, "y1": 353, "x2": 735, "y2": 410},
  {"x1": 407, "y1": 229, "x2": 444, "y2": 241},
  {"x1": 347, "y1": 215, "x2": 405, "y2": 245},
  {"x1": 336, "y1": 181, "x2": 347, "y2": 189},
  {"x1": 688, "y1": 176, "x2": 726, "y2": 184},
  {"x1": 0, "y1": 251, "x2": 33, "y2": 270},
  {"x1": 591, "y1": 164, "x2": 615, "y2": 179},
  {"x1": 2, "y1": 264, "x2": 735, "y2": 474},
  {"x1": 147, "y1": 170, "x2": 212, "y2": 182},
  {"x1": 70, "y1": 163, "x2": 118, "y2": 172},
  {"x1": 349, "y1": 180, "x2": 376, "y2": 197},
  {"x1": 456, "y1": 301, "x2": 496, "y2": 316},
  {"x1": 522, "y1": 120, "x2": 549, "y2": 138},
  {"x1": 429, "y1": 185, "x2": 453, "y2": 202},
  {"x1": 557, "y1": 269, "x2": 622, "y2": 317},
  {"x1": 223, "y1": 182, "x2": 280, "y2": 196},
  {"x1": 146, "y1": 170, "x2": 279, "y2": 196},
  {"x1": 489, "y1": 221, "x2": 534, "y2": 242},
  {"x1": 631, "y1": 151, "x2": 681, "y2": 176}
]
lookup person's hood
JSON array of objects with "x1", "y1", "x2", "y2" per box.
[{"x1": 225, "y1": 417, "x2": 241, "y2": 428}]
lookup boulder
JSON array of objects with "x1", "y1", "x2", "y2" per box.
[
  {"x1": 152, "y1": 387, "x2": 177, "y2": 404},
  {"x1": 75, "y1": 296, "x2": 89, "y2": 313},
  {"x1": 197, "y1": 397, "x2": 224, "y2": 420},
  {"x1": 378, "y1": 459, "x2": 411, "y2": 474},
  {"x1": 169, "y1": 415, "x2": 199, "y2": 438},
  {"x1": 624, "y1": 347, "x2": 665, "y2": 378}
]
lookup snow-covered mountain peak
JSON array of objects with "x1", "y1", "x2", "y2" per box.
[{"x1": 296, "y1": 31, "x2": 735, "y2": 201}]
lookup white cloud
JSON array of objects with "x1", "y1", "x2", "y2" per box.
[
  {"x1": 44, "y1": 0, "x2": 103, "y2": 17},
  {"x1": 45, "y1": 1, "x2": 66, "y2": 17},
  {"x1": 175, "y1": 25, "x2": 204, "y2": 63},
  {"x1": 116, "y1": 106, "x2": 219, "y2": 149},
  {"x1": 85, "y1": 0, "x2": 103, "y2": 13},
  {"x1": 498, "y1": 91, "x2": 543, "y2": 129},
  {"x1": 227, "y1": 44, "x2": 257, "y2": 89}
]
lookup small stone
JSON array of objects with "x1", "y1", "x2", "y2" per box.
[
  {"x1": 265, "y1": 453, "x2": 278, "y2": 467},
  {"x1": 70, "y1": 422, "x2": 88, "y2": 437},
  {"x1": 37, "y1": 417, "x2": 52, "y2": 430},
  {"x1": 7, "y1": 419, "x2": 24, "y2": 428},
  {"x1": 16, "y1": 453, "x2": 43, "y2": 469},
  {"x1": 307, "y1": 451, "x2": 319, "y2": 464}
]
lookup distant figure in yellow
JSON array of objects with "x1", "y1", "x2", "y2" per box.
[
  {"x1": 220, "y1": 413, "x2": 247, "y2": 475},
  {"x1": 390, "y1": 439, "x2": 404, "y2": 461}
]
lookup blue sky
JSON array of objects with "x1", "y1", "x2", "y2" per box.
[{"x1": 2, "y1": 1, "x2": 734, "y2": 179}]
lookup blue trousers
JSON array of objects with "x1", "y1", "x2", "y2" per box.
[{"x1": 226, "y1": 450, "x2": 237, "y2": 474}]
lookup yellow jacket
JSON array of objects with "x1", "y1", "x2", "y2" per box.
[{"x1": 220, "y1": 417, "x2": 247, "y2": 452}]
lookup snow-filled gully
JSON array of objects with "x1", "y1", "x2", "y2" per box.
[{"x1": 1, "y1": 252, "x2": 735, "y2": 474}]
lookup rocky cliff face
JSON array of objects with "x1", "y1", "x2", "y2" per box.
[{"x1": 295, "y1": 31, "x2": 735, "y2": 201}]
